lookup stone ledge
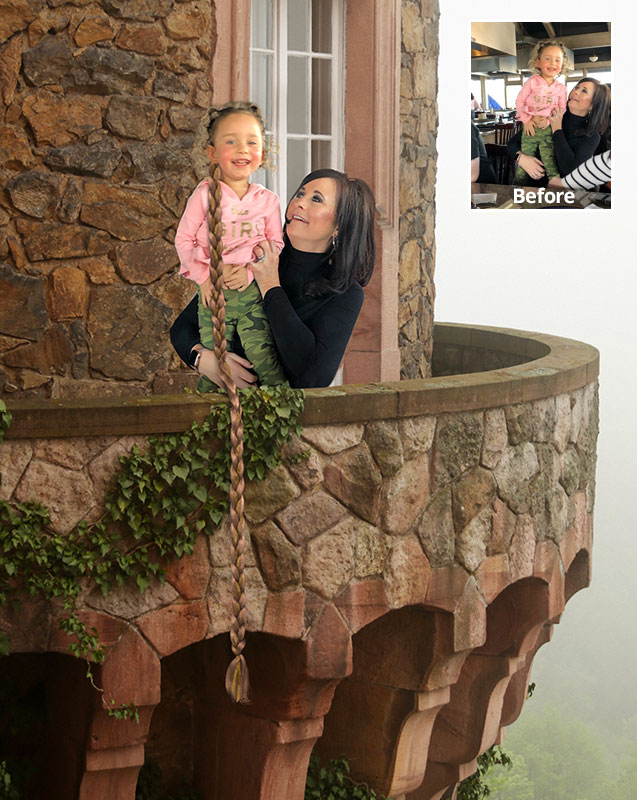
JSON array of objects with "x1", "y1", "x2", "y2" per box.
[{"x1": 2, "y1": 323, "x2": 599, "y2": 439}]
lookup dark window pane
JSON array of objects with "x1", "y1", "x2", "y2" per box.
[
  {"x1": 288, "y1": 56, "x2": 309, "y2": 134},
  {"x1": 311, "y1": 139, "x2": 331, "y2": 170},
  {"x1": 311, "y1": 58, "x2": 331, "y2": 135},
  {"x1": 312, "y1": 0, "x2": 332, "y2": 52}
]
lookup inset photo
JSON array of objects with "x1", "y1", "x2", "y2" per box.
[{"x1": 470, "y1": 22, "x2": 611, "y2": 209}]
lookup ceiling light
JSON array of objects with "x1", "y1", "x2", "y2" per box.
[{"x1": 589, "y1": 53, "x2": 599, "y2": 62}]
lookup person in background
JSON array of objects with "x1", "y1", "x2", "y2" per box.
[{"x1": 471, "y1": 123, "x2": 497, "y2": 184}]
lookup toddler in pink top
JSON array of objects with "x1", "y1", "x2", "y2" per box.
[
  {"x1": 514, "y1": 40, "x2": 568, "y2": 184},
  {"x1": 175, "y1": 103, "x2": 287, "y2": 388}
]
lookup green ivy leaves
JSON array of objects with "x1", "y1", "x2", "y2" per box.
[
  {"x1": 0, "y1": 385, "x2": 304, "y2": 718},
  {"x1": 305, "y1": 755, "x2": 387, "y2": 800}
]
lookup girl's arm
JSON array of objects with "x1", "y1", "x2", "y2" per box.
[
  {"x1": 515, "y1": 79, "x2": 534, "y2": 123},
  {"x1": 263, "y1": 195, "x2": 285, "y2": 254},
  {"x1": 174, "y1": 183, "x2": 210, "y2": 286}
]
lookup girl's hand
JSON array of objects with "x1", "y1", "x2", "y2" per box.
[
  {"x1": 197, "y1": 348, "x2": 257, "y2": 389},
  {"x1": 517, "y1": 154, "x2": 546, "y2": 180},
  {"x1": 549, "y1": 107, "x2": 565, "y2": 132},
  {"x1": 523, "y1": 120, "x2": 536, "y2": 137},
  {"x1": 249, "y1": 240, "x2": 281, "y2": 297},
  {"x1": 223, "y1": 263, "x2": 250, "y2": 291},
  {"x1": 200, "y1": 277, "x2": 213, "y2": 308},
  {"x1": 532, "y1": 115, "x2": 549, "y2": 129}
]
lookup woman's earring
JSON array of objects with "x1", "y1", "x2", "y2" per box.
[{"x1": 330, "y1": 233, "x2": 339, "y2": 251}]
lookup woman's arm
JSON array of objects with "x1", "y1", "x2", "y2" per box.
[
  {"x1": 553, "y1": 127, "x2": 600, "y2": 176},
  {"x1": 263, "y1": 284, "x2": 363, "y2": 388}
]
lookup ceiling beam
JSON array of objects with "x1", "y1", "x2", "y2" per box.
[
  {"x1": 557, "y1": 32, "x2": 611, "y2": 49},
  {"x1": 572, "y1": 60, "x2": 612, "y2": 70},
  {"x1": 543, "y1": 22, "x2": 556, "y2": 37}
]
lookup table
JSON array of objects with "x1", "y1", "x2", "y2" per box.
[{"x1": 471, "y1": 183, "x2": 611, "y2": 210}]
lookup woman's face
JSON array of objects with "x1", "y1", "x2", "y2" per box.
[
  {"x1": 568, "y1": 81, "x2": 596, "y2": 117},
  {"x1": 286, "y1": 178, "x2": 339, "y2": 253}
]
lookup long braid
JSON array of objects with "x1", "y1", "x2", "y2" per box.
[{"x1": 206, "y1": 162, "x2": 250, "y2": 703}]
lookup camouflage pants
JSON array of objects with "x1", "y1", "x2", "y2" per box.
[
  {"x1": 514, "y1": 123, "x2": 559, "y2": 183},
  {"x1": 197, "y1": 281, "x2": 287, "y2": 391}
]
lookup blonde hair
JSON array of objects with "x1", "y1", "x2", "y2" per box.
[{"x1": 528, "y1": 39, "x2": 569, "y2": 77}]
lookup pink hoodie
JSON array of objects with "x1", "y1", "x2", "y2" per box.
[
  {"x1": 175, "y1": 179, "x2": 284, "y2": 286},
  {"x1": 516, "y1": 74, "x2": 567, "y2": 123}
]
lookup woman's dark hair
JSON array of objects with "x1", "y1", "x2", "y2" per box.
[
  {"x1": 570, "y1": 78, "x2": 611, "y2": 137},
  {"x1": 286, "y1": 168, "x2": 376, "y2": 296}
]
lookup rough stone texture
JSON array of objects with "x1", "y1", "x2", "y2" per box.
[
  {"x1": 301, "y1": 423, "x2": 364, "y2": 454},
  {"x1": 50, "y1": 265, "x2": 88, "y2": 319},
  {"x1": 81, "y1": 182, "x2": 172, "y2": 241},
  {"x1": 384, "y1": 537, "x2": 431, "y2": 608},
  {"x1": 45, "y1": 138, "x2": 122, "y2": 179},
  {"x1": 433, "y1": 412, "x2": 483, "y2": 488},
  {"x1": 494, "y1": 443, "x2": 540, "y2": 514},
  {"x1": 87, "y1": 286, "x2": 172, "y2": 380},
  {"x1": 14, "y1": 458, "x2": 94, "y2": 534},
  {"x1": 275, "y1": 491, "x2": 347, "y2": 546},
  {"x1": 451, "y1": 467, "x2": 496, "y2": 532},
  {"x1": 323, "y1": 443, "x2": 382, "y2": 525},
  {"x1": 282, "y1": 436, "x2": 323, "y2": 488},
  {"x1": 302, "y1": 526, "x2": 355, "y2": 600},
  {"x1": 251, "y1": 520, "x2": 302, "y2": 592},
  {"x1": 244, "y1": 465, "x2": 301, "y2": 524},
  {"x1": 0, "y1": 439, "x2": 32, "y2": 500},
  {"x1": 553, "y1": 394, "x2": 572, "y2": 453},
  {"x1": 6, "y1": 169, "x2": 58, "y2": 218},
  {"x1": 153, "y1": 71, "x2": 189, "y2": 102},
  {"x1": 417, "y1": 487, "x2": 455, "y2": 567},
  {"x1": 0, "y1": 265, "x2": 47, "y2": 340},
  {"x1": 23, "y1": 92, "x2": 101, "y2": 147},
  {"x1": 122, "y1": 142, "x2": 191, "y2": 183},
  {"x1": 116, "y1": 24, "x2": 166, "y2": 55},
  {"x1": 352, "y1": 518, "x2": 388, "y2": 578},
  {"x1": 2, "y1": 325, "x2": 71, "y2": 373},
  {"x1": 399, "y1": 0, "x2": 439, "y2": 378},
  {"x1": 114, "y1": 238, "x2": 178, "y2": 285},
  {"x1": 481, "y1": 408, "x2": 508, "y2": 468},
  {"x1": 17, "y1": 219, "x2": 111, "y2": 261},
  {"x1": 88, "y1": 580, "x2": 179, "y2": 621},
  {"x1": 399, "y1": 415, "x2": 436, "y2": 460},
  {"x1": 379, "y1": 452, "x2": 429, "y2": 535},
  {"x1": 73, "y1": 13, "x2": 114, "y2": 46},
  {"x1": 106, "y1": 95, "x2": 161, "y2": 140},
  {"x1": 164, "y1": 8, "x2": 208, "y2": 40},
  {"x1": 365, "y1": 419, "x2": 405, "y2": 476},
  {"x1": 0, "y1": 125, "x2": 35, "y2": 169},
  {"x1": 455, "y1": 505, "x2": 494, "y2": 573}
]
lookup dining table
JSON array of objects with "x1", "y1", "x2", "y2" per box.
[{"x1": 471, "y1": 183, "x2": 611, "y2": 210}]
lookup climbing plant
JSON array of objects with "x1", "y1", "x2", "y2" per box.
[
  {"x1": 0, "y1": 386, "x2": 304, "y2": 716},
  {"x1": 305, "y1": 755, "x2": 389, "y2": 800}
]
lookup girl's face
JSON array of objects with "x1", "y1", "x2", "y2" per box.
[
  {"x1": 207, "y1": 113, "x2": 263, "y2": 184},
  {"x1": 536, "y1": 45, "x2": 564, "y2": 80},
  {"x1": 286, "y1": 178, "x2": 339, "y2": 253},
  {"x1": 568, "y1": 81, "x2": 596, "y2": 116}
]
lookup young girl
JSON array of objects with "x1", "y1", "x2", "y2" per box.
[
  {"x1": 175, "y1": 102, "x2": 287, "y2": 390},
  {"x1": 514, "y1": 40, "x2": 568, "y2": 184}
]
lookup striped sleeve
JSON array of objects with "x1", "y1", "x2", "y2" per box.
[{"x1": 562, "y1": 151, "x2": 611, "y2": 191}]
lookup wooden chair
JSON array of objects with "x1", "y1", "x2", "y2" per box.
[
  {"x1": 486, "y1": 143, "x2": 514, "y2": 185},
  {"x1": 494, "y1": 122, "x2": 516, "y2": 146}
]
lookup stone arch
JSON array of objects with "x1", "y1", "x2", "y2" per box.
[
  {"x1": 565, "y1": 547, "x2": 591, "y2": 602},
  {"x1": 316, "y1": 605, "x2": 457, "y2": 798}
]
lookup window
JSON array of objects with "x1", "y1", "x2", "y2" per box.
[{"x1": 250, "y1": 0, "x2": 344, "y2": 202}]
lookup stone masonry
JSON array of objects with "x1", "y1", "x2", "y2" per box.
[{"x1": 0, "y1": 324, "x2": 599, "y2": 800}]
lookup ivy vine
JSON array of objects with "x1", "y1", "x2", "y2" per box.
[
  {"x1": 0, "y1": 386, "x2": 304, "y2": 718},
  {"x1": 305, "y1": 755, "x2": 389, "y2": 800}
]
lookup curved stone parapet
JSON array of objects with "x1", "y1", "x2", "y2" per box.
[{"x1": 0, "y1": 324, "x2": 599, "y2": 800}]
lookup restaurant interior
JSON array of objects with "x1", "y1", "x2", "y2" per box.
[{"x1": 471, "y1": 21, "x2": 611, "y2": 208}]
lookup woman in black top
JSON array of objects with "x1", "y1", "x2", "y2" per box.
[
  {"x1": 508, "y1": 78, "x2": 610, "y2": 186},
  {"x1": 170, "y1": 168, "x2": 376, "y2": 388}
]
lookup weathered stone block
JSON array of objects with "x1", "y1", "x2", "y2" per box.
[
  {"x1": 504, "y1": 403, "x2": 533, "y2": 445},
  {"x1": 417, "y1": 487, "x2": 455, "y2": 567},
  {"x1": 275, "y1": 490, "x2": 346, "y2": 546},
  {"x1": 0, "y1": 125, "x2": 34, "y2": 169},
  {"x1": 251, "y1": 520, "x2": 302, "y2": 591},
  {"x1": 282, "y1": 436, "x2": 323, "y2": 488},
  {"x1": 0, "y1": 33, "x2": 23, "y2": 106},
  {"x1": 147, "y1": 272, "x2": 193, "y2": 312},
  {"x1": 481, "y1": 408, "x2": 507, "y2": 469},
  {"x1": 301, "y1": 423, "x2": 364, "y2": 454},
  {"x1": 154, "y1": 71, "x2": 189, "y2": 102},
  {"x1": 88, "y1": 579, "x2": 179, "y2": 621},
  {"x1": 488, "y1": 498, "x2": 516, "y2": 555},
  {"x1": 1, "y1": 324, "x2": 72, "y2": 372},
  {"x1": 45, "y1": 138, "x2": 122, "y2": 178},
  {"x1": 531, "y1": 397, "x2": 555, "y2": 443},
  {"x1": 164, "y1": 8, "x2": 208, "y2": 40},
  {"x1": 302, "y1": 527, "x2": 355, "y2": 600},
  {"x1": 433, "y1": 412, "x2": 483, "y2": 488},
  {"x1": 16, "y1": 219, "x2": 111, "y2": 260},
  {"x1": 50, "y1": 265, "x2": 88, "y2": 319},
  {"x1": 207, "y1": 564, "x2": 267, "y2": 635},
  {"x1": 0, "y1": 0, "x2": 36, "y2": 44},
  {"x1": 169, "y1": 106, "x2": 203, "y2": 131},
  {"x1": 552, "y1": 394, "x2": 572, "y2": 453},
  {"x1": 122, "y1": 142, "x2": 190, "y2": 183},
  {"x1": 115, "y1": 238, "x2": 178, "y2": 285},
  {"x1": 455, "y1": 505, "x2": 493, "y2": 574},
  {"x1": 399, "y1": 414, "x2": 436, "y2": 460},
  {"x1": 80, "y1": 182, "x2": 172, "y2": 241},
  {"x1": 451, "y1": 466, "x2": 496, "y2": 532},
  {"x1": 106, "y1": 95, "x2": 161, "y2": 140},
  {"x1": 87, "y1": 285, "x2": 172, "y2": 380},
  {"x1": 14, "y1": 458, "x2": 94, "y2": 535},
  {"x1": 509, "y1": 515, "x2": 535, "y2": 582},
  {"x1": 22, "y1": 35, "x2": 73, "y2": 86},
  {"x1": 58, "y1": 177, "x2": 82, "y2": 223},
  {"x1": 0, "y1": 265, "x2": 47, "y2": 340},
  {"x1": 365, "y1": 419, "x2": 404, "y2": 476},
  {"x1": 402, "y1": 1, "x2": 425, "y2": 52},
  {"x1": 70, "y1": 45, "x2": 155, "y2": 93},
  {"x1": 116, "y1": 24, "x2": 166, "y2": 55},
  {"x1": 560, "y1": 446, "x2": 581, "y2": 496},
  {"x1": 353, "y1": 518, "x2": 387, "y2": 578},
  {"x1": 103, "y1": 0, "x2": 172, "y2": 21},
  {"x1": 493, "y1": 443, "x2": 540, "y2": 511},
  {"x1": 244, "y1": 464, "x2": 300, "y2": 523},
  {"x1": 0, "y1": 439, "x2": 32, "y2": 500},
  {"x1": 323, "y1": 443, "x2": 382, "y2": 525},
  {"x1": 379, "y1": 452, "x2": 429, "y2": 535},
  {"x1": 384, "y1": 537, "x2": 430, "y2": 608},
  {"x1": 73, "y1": 13, "x2": 114, "y2": 46}
]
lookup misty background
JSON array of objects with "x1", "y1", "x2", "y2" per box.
[{"x1": 434, "y1": 2, "x2": 635, "y2": 794}]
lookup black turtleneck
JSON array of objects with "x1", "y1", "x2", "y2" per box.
[
  {"x1": 169, "y1": 243, "x2": 364, "y2": 388},
  {"x1": 507, "y1": 110, "x2": 601, "y2": 185}
]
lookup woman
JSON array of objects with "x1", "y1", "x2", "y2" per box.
[
  {"x1": 170, "y1": 168, "x2": 376, "y2": 388},
  {"x1": 508, "y1": 78, "x2": 610, "y2": 185}
]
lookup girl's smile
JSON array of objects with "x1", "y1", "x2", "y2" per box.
[
  {"x1": 536, "y1": 45, "x2": 564, "y2": 82},
  {"x1": 207, "y1": 112, "x2": 264, "y2": 194}
]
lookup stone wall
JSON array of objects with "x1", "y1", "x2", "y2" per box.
[
  {"x1": 0, "y1": 326, "x2": 599, "y2": 800},
  {"x1": 399, "y1": 0, "x2": 439, "y2": 379},
  {"x1": 0, "y1": 0, "x2": 213, "y2": 400}
]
